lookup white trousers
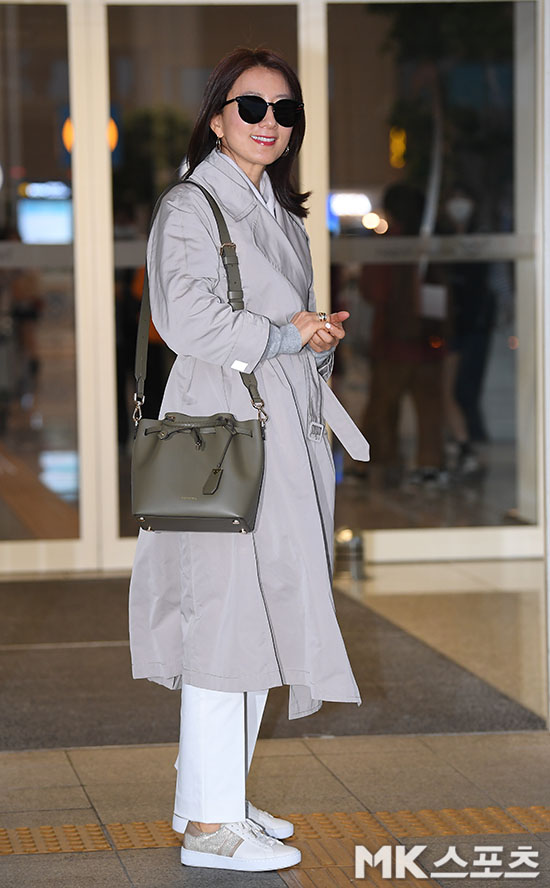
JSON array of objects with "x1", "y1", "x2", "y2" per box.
[{"x1": 173, "y1": 683, "x2": 268, "y2": 831}]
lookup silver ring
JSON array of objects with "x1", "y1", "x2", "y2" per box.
[{"x1": 317, "y1": 311, "x2": 328, "y2": 322}]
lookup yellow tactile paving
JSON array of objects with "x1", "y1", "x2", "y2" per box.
[
  {"x1": 278, "y1": 813, "x2": 439, "y2": 887},
  {"x1": 107, "y1": 820, "x2": 181, "y2": 850},
  {"x1": 1, "y1": 805, "x2": 549, "y2": 860},
  {"x1": 508, "y1": 806, "x2": 550, "y2": 832},
  {"x1": 376, "y1": 805, "x2": 530, "y2": 837},
  {"x1": 0, "y1": 824, "x2": 110, "y2": 855}
]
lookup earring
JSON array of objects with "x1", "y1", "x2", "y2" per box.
[
  {"x1": 282, "y1": 146, "x2": 290, "y2": 156},
  {"x1": 215, "y1": 136, "x2": 222, "y2": 151}
]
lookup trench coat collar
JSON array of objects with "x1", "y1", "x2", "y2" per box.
[{"x1": 190, "y1": 150, "x2": 311, "y2": 303}]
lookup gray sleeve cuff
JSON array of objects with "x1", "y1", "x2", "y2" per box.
[
  {"x1": 261, "y1": 322, "x2": 303, "y2": 361},
  {"x1": 307, "y1": 343, "x2": 336, "y2": 380}
]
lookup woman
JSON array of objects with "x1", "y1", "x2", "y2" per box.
[{"x1": 129, "y1": 47, "x2": 370, "y2": 873}]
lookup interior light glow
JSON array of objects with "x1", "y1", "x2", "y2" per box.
[
  {"x1": 389, "y1": 127, "x2": 407, "y2": 169},
  {"x1": 335, "y1": 528, "x2": 354, "y2": 543},
  {"x1": 19, "y1": 181, "x2": 71, "y2": 200},
  {"x1": 39, "y1": 451, "x2": 79, "y2": 502},
  {"x1": 362, "y1": 212, "x2": 380, "y2": 230},
  {"x1": 62, "y1": 117, "x2": 74, "y2": 153},
  {"x1": 330, "y1": 192, "x2": 371, "y2": 217},
  {"x1": 107, "y1": 118, "x2": 119, "y2": 152},
  {"x1": 374, "y1": 218, "x2": 389, "y2": 235}
]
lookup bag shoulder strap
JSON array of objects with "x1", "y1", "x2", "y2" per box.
[{"x1": 133, "y1": 178, "x2": 266, "y2": 425}]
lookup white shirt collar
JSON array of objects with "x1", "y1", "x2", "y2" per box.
[{"x1": 217, "y1": 151, "x2": 277, "y2": 219}]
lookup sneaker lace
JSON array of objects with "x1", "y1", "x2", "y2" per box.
[{"x1": 243, "y1": 818, "x2": 278, "y2": 845}]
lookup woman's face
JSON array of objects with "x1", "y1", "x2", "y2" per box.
[{"x1": 210, "y1": 66, "x2": 293, "y2": 187}]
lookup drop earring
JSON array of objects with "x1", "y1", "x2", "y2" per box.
[
  {"x1": 282, "y1": 146, "x2": 290, "y2": 156},
  {"x1": 216, "y1": 136, "x2": 222, "y2": 151}
]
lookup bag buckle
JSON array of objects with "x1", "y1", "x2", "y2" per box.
[
  {"x1": 133, "y1": 394, "x2": 145, "y2": 425},
  {"x1": 253, "y1": 398, "x2": 268, "y2": 428}
]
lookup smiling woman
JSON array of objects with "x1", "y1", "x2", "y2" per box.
[
  {"x1": 209, "y1": 68, "x2": 296, "y2": 186},
  {"x1": 128, "y1": 45, "x2": 370, "y2": 875}
]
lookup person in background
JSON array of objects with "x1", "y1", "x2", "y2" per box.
[
  {"x1": 441, "y1": 185, "x2": 496, "y2": 476},
  {"x1": 359, "y1": 183, "x2": 447, "y2": 488}
]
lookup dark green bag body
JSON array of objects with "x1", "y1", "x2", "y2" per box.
[{"x1": 131, "y1": 181, "x2": 267, "y2": 534}]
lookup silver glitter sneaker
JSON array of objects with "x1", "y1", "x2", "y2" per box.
[
  {"x1": 247, "y1": 800, "x2": 294, "y2": 839},
  {"x1": 180, "y1": 818, "x2": 301, "y2": 871}
]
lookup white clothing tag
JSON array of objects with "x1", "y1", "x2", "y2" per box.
[{"x1": 231, "y1": 359, "x2": 248, "y2": 372}]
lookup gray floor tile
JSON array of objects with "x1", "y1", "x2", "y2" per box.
[
  {"x1": 422, "y1": 731, "x2": 550, "y2": 753},
  {"x1": 0, "y1": 749, "x2": 78, "y2": 788},
  {"x1": 0, "y1": 785, "x2": 91, "y2": 814},
  {"x1": 120, "y1": 847, "x2": 287, "y2": 887},
  {"x1": 248, "y1": 755, "x2": 366, "y2": 813},
  {"x1": 419, "y1": 733, "x2": 550, "y2": 806},
  {"x1": 0, "y1": 807, "x2": 102, "y2": 828},
  {"x1": 303, "y1": 734, "x2": 437, "y2": 757},
  {"x1": 68, "y1": 745, "x2": 178, "y2": 785},
  {"x1": 314, "y1": 751, "x2": 495, "y2": 811},
  {"x1": 0, "y1": 851, "x2": 131, "y2": 888},
  {"x1": 84, "y1": 780, "x2": 175, "y2": 823},
  {"x1": 249, "y1": 754, "x2": 332, "y2": 780},
  {"x1": 254, "y1": 738, "x2": 311, "y2": 757}
]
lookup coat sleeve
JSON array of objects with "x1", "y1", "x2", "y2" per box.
[{"x1": 146, "y1": 190, "x2": 270, "y2": 374}]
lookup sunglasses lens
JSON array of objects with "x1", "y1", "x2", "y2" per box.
[
  {"x1": 273, "y1": 100, "x2": 302, "y2": 127},
  {"x1": 233, "y1": 96, "x2": 304, "y2": 127},
  {"x1": 236, "y1": 96, "x2": 267, "y2": 124}
]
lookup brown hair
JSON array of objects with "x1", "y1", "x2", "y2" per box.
[{"x1": 185, "y1": 47, "x2": 309, "y2": 218}]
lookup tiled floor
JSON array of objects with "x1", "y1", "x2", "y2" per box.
[
  {"x1": 339, "y1": 559, "x2": 548, "y2": 718},
  {"x1": 1, "y1": 560, "x2": 548, "y2": 885},
  {"x1": 2, "y1": 734, "x2": 550, "y2": 886}
]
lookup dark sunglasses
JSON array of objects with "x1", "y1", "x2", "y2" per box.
[{"x1": 222, "y1": 95, "x2": 304, "y2": 128}]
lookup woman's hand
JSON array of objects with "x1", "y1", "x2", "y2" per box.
[{"x1": 290, "y1": 310, "x2": 349, "y2": 352}]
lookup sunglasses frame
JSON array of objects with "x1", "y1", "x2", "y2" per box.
[{"x1": 222, "y1": 95, "x2": 304, "y2": 128}]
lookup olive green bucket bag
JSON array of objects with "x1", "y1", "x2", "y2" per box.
[{"x1": 131, "y1": 181, "x2": 267, "y2": 534}]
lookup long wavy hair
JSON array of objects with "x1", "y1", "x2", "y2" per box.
[{"x1": 185, "y1": 47, "x2": 309, "y2": 218}]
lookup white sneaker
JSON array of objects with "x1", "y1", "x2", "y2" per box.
[
  {"x1": 180, "y1": 818, "x2": 301, "y2": 872},
  {"x1": 247, "y1": 800, "x2": 294, "y2": 839}
]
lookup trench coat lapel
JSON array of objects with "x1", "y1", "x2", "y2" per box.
[
  {"x1": 197, "y1": 151, "x2": 310, "y2": 305},
  {"x1": 251, "y1": 205, "x2": 310, "y2": 305}
]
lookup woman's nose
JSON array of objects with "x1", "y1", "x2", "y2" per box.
[{"x1": 260, "y1": 106, "x2": 277, "y2": 126}]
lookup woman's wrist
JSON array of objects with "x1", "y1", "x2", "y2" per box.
[{"x1": 262, "y1": 322, "x2": 303, "y2": 361}]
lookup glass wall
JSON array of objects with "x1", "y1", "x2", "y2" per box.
[
  {"x1": 108, "y1": 4, "x2": 298, "y2": 537},
  {"x1": 328, "y1": 2, "x2": 537, "y2": 531},
  {"x1": 0, "y1": 5, "x2": 78, "y2": 540}
]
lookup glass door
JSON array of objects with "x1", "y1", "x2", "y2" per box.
[
  {"x1": 326, "y1": 1, "x2": 541, "y2": 558},
  {"x1": 0, "y1": 0, "x2": 545, "y2": 572},
  {"x1": 0, "y1": 5, "x2": 88, "y2": 570}
]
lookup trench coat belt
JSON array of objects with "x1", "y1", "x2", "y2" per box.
[{"x1": 319, "y1": 378, "x2": 371, "y2": 462}]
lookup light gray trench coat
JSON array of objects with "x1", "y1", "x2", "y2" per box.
[{"x1": 129, "y1": 149, "x2": 370, "y2": 719}]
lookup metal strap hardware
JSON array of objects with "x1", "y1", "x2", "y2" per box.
[{"x1": 133, "y1": 394, "x2": 145, "y2": 425}]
